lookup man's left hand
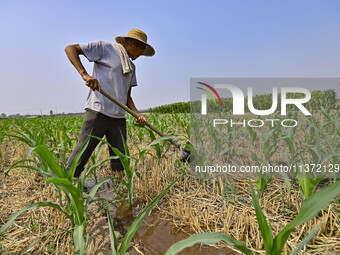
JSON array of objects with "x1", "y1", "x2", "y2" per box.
[{"x1": 136, "y1": 114, "x2": 146, "y2": 126}]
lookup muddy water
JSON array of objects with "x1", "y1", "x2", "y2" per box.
[
  {"x1": 95, "y1": 182, "x2": 237, "y2": 255},
  {"x1": 134, "y1": 212, "x2": 235, "y2": 255}
]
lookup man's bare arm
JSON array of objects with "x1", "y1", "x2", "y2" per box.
[
  {"x1": 127, "y1": 86, "x2": 146, "y2": 126},
  {"x1": 64, "y1": 44, "x2": 101, "y2": 92}
]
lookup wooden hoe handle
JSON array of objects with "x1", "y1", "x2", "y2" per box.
[{"x1": 99, "y1": 89, "x2": 181, "y2": 149}]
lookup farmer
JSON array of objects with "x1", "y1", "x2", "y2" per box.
[{"x1": 64, "y1": 28, "x2": 154, "y2": 178}]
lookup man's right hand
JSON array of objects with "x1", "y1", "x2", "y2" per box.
[
  {"x1": 65, "y1": 44, "x2": 102, "y2": 92},
  {"x1": 83, "y1": 74, "x2": 102, "y2": 92}
]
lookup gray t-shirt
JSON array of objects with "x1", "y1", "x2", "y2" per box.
[{"x1": 79, "y1": 40, "x2": 137, "y2": 118}]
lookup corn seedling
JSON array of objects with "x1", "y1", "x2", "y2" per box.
[
  {"x1": 144, "y1": 126, "x2": 172, "y2": 160},
  {"x1": 165, "y1": 180, "x2": 340, "y2": 255},
  {"x1": 107, "y1": 177, "x2": 179, "y2": 255},
  {"x1": 249, "y1": 180, "x2": 340, "y2": 254},
  {"x1": 1, "y1": 137, "x2": 117, "y2": 255},
  {"x1": 245, "y1": 126, "x2": 281, "y2": 198},
  {"x1": 92, "y1": 134, "x2": 177, "y2": 207},
  {"x1": 88, "y1": 141, "x2": 107, "y2": 183}
]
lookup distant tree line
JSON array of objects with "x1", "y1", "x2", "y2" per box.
[{"x1": 148, "y1": 89, "x2": 338, "y2": 114}]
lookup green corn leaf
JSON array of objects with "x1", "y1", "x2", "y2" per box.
[
  {"x1": 90, "y1": 135, "x2": 131, "y2": 173},
  {"x1": 299, "y1": 177, "x2": 320, "y2": 201},
  {"x1": 249, "y1": 181, "x2": 273, "y2": 254},
  {"x1": 118, "y1": 177, "x2": 179, "y2": 255},
  {"x1": 7, "y1": 132, "x2": 34, "y2": 147},
  {"x1": 94, "y1": 142, "x2": 106, "y2": 162},
  {"x1": 0, "y1": 202, "x2": 69, "y2": 233},
  {"x1": 120, "y1": 132, "x2": 130, "y2": 163},
  {"x1": 132, "y1": 149, "x2": 147, "y2": 169},
  {"x1": 68, "y1": 135, "x2": 90, "y2": 180},
  {"x1": 246, "y1": 124, "x2": 257, "y2": 142},
  {"x1": 88, "y1": 197, "x2": 125, "y2": 207},
  {"x1": 164, "y1": 232, "x2": 254, "y2": 255},
  {"x1": 45, "y1": 178, "x2": 85, "y2": 224},
  {"x1": 307, "y1": 145, "x2": 320, "y2": 163},
  {"x1": 25, "y1": 146, "x2": 36, "y2": 160},
  {"x1": 127, "y1": 177, "x2": 135, "y2": 207},
  {"x1": 290, "y1": 222, "x2": 322, "y2": 255},
  {"x1": 263, "y1": 129, "x2": 275, "y2": 154},
  {"x1": 282, "y1": 136, "x2": 295, "y2": 156},
  {"x1": 85, "y1": 176, "x2": 114, "y2": 211},
  {"x1": 33, "y1": 145, "x2": 67, "y2": 178},
  {"x1": 279, "y1": 172, "x2": 292, "y2": 198},
  {"x1": 320, "y1": 152, "x2": 340, "y2": 166},
  {"x1": 106, "y1": 203, "x2": 118, "y2": 254},
  {"x1": 145, "y1": 127, "x2": 162, "y2": 158},
  {"x1": 243, "y1": 149, "x2": 261, "y2": 168},
  {"x1": 142, "y1": 135, "x2": 177, "y2": 151},
  {"x1": 135, "y1": 171, "x2": 141, "y2": 179},
  {"x1": 115, "y1": 178, "x2": 128, "y2": 187},
  {"x1": 110, "y1": 147, "x2": 131, "y2": 173},
  {"x1": 82, "y1": 156, "x2": 118, "y2": 184},
  {"x1": 73, "y1": 222, "x2": 87, "y2": 255},
  {"x1": 272, "y1": 180, "x2": 340, "y2": 255},
  {"x1": 8, "y1": 159, "x2": 55, "y2": 178}
]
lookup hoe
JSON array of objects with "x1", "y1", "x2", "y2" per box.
[{"x1": 98, "y1": 89, "x2": 191, "y2": 163}]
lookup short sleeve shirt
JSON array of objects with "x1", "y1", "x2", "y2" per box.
[{"x1": 79, "y1": 40, "x2": 137, "y2": 118}]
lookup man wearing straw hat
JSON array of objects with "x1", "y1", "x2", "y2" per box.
[{"x1": 64, "y1": 28, "x2": 155, "y2": 179}]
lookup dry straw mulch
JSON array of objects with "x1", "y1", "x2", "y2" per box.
[
  {"x1": 134, "y1": 147, "x2": 340, "y2": 255},
  {"x1": 1, "y1": 139, "x2": 339, "y2": 254}
]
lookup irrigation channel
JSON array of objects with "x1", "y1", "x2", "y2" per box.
[{"x1": 85, "y1": 178, "x2": 236, "y2": 254}]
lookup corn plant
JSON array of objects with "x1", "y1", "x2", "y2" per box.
[
  {"x1": 190, "y1": 115, "x2": 204, "y2": 149},
  {"x1": 6, "y1": 125, "x2": 46, "y2": 159},
  {"x1": 42, "y1": 121, "x2": 78, "y2": 164},
  {"x1": 246, "y1": 126, "x2": 281, "y2": 198},
  {"x1": 279, "y1": 118, "x2": 299, "y2": 199},
  {"x1": 0, "y1": 137, "x2": 117, "y2": 255},
  {"x1": 249, "y1": 180, "x2": 340, "y2": 254},
  {"x1": 280, "y1": 124, "x2": 298, "y2": 171},
  {"x1": 171, "y1": 113, "x2": 190, "y2": 137},
  {"x1": 92, "y1": 134, "x2": 177, "y2": 207},
  {"x1": 4, "y1": 116, "x2": 82, "y2": 167},
  {"x1": 146, "y1": 113, "x2": 172, "y2": 135},
  {"x1": 296, "y1": 154, "x2": 337, "y2": 201},
  {"x1": 319, "y1": 106, "x2": 340, "y2": 180},
  {"x1": 0, "y1": 119, "x2": 12, "y2": 143},
  {"x1": 107, "y1": 177, "x2": 179, "y2": 255},
  {"x1": 165, "y1": 180, "x2": 340, "y2": 255},
  {"x1": 296, "y1": 113, "x2": 339, "y2": 200},
  {"x1": 88, "y1": 141, "x2": 106, "y2": 183},
  {"x1": 143, "y1": 126, "x2": 174, "y2": 161},
  {"x1": 165, "y1": 232, "x2": 253, "y2": 255}
]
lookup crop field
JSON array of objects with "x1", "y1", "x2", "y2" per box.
[{"x1": 0, "y1": 96, "x2": 339, "y2": 254}]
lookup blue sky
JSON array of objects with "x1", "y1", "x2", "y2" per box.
[{"x1": 1, "y1": 0, "x2": 339, "y2": 115}]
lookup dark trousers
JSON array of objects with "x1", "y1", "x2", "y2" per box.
[{"x1": 66, "y1": 109, "x2": 126, "y2": 177}]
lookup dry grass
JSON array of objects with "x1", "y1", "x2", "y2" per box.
[
  {"x1": 132, "y1": 143, "x2": 340, "y2": 254},
  {"x1": 0, "y1": 143, "x2": 74, "y2": 254},
  {"x1": 0, "y1": 131, "x2": 339, "y2": 255}
]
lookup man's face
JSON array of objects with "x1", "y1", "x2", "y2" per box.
[{"x1": 125, "y1": 39, "x2": 146, "y2": 60}]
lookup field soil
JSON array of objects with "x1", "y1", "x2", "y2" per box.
[{"x1": 1, "y1": 111, "x2": 339, "y2": 254}]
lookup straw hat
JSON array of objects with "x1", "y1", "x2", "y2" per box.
[{"x1": 115, "y1": 29, "x2": 155, "y2": 57}]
